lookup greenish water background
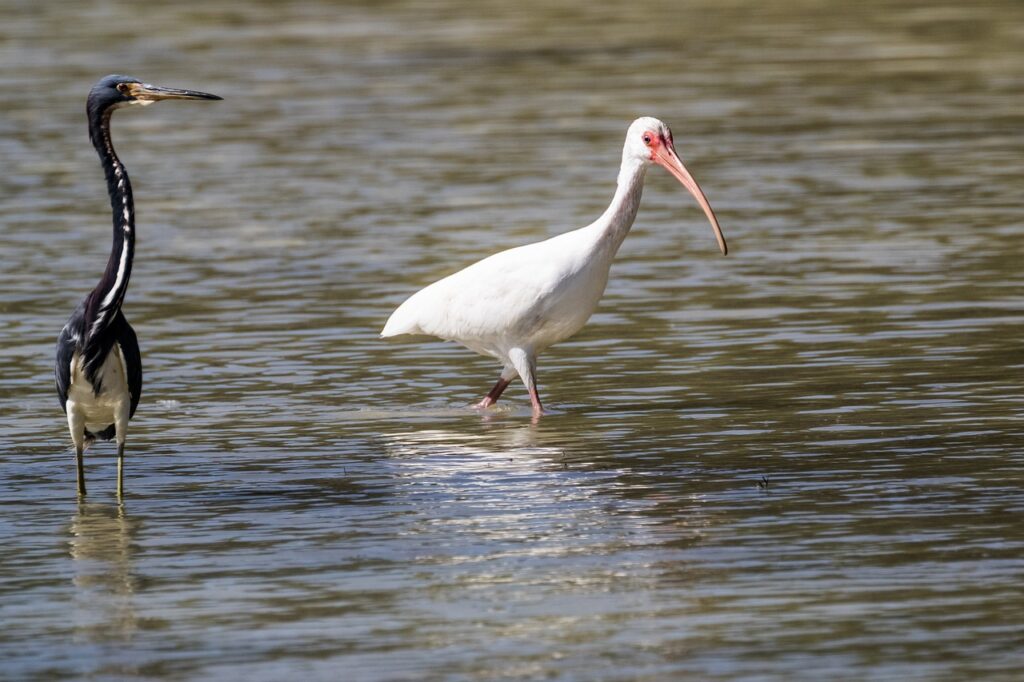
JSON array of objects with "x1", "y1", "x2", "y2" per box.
[{"x1": 1, "y1": 1, "x2": 1022, "y2": 679}]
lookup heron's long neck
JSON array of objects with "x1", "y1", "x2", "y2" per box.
[
  {"x1": 85, "y1": 107, "x2": 135, "y2": 339},
  {"x1": 584, "y1": 156, "x2": 647, "y2": 260}
]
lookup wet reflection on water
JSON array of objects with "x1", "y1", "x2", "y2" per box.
[
  {"x1": 0, "y1": 0, "x2": 1022, "y2": 678},
  {"x1": 68, "y1": 503, "x2": 140, "y2": 645}
]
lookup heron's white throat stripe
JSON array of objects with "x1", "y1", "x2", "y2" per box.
[{"x1": 90, "y1": 237, "x2": 130, "y2": 337}]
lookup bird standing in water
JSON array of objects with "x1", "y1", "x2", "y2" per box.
[
  {"x1": 55, "y1": 75, "x2": 220, "y2": 497},
  {"x1": 382, "y1": 117, "x2": 728, "y2": 417}
]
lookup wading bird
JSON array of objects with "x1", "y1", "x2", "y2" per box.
[
  {"x1": 55, "y1": 75, "x2": 220, "y2": 497},
  {"x1": 382, "y1": 117, "x2": 728, "y2": 417}
]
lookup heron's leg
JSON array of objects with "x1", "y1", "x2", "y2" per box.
[
  {"x1": 475, "y1": 365, "x2": 517, "y2": 409},
  {"x1": 114, "y1": 402, "x2": 130, "y2": 498},
  {"x1": 116, "y1": 442, "x2": 125, "y2": 498},
  {"x1": 66, "y1": 402, "x2": 87, "y2": 496},
  {"x1": 508, "y1": 348, "x2": 543, "y2": 417},
  {"x1": 75, "y1": 446, "x2": 87, "y2": 497}
]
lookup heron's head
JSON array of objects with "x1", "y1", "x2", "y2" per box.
[
  {"x1": 624, "y1": 116, "x2": 728, "y2": 256},
  {"x1": 88, "y1": 74, "x2": 222, "y2": 113}
]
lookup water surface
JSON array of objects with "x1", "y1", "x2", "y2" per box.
[{"x1": 1, "y1": 1, "x2": 1022, "y2": 679}]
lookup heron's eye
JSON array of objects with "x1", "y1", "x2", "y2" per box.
[{"x1": 642, "y1": 134, "x2": 653, "y2": 146}]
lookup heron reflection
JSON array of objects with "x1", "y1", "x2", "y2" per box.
[{"x1": 67, "y1": 502, "x2": 141, "y2": 642}]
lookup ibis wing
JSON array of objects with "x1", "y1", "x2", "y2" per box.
[{"x1": 407, "y1": 239, "x2": 584, "y2": 342}]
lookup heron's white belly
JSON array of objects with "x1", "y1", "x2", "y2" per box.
[{"x1": 66, "y1": 346, "x2": 130, "y2": 429}]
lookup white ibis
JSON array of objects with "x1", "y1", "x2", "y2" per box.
[{"x1": 381, "y1": 117, "x2": 727, "y2": 416}]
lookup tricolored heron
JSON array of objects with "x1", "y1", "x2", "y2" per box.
[
  {"x1": 381, "y1": 117, "x2": 727, "y2": 417},
  {"x1": 55, "y1": 75, "x2": 220, "y2": 497}
]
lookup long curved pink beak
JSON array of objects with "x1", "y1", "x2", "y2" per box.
[{"x1": 653, "y1": 141, "x2": 728, "y2": 256}]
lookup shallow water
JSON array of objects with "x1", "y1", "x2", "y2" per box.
[{"x1": 1, "y1": 0, "x2": 1023, "y2": 679}]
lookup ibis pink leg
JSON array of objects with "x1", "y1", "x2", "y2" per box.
[
  {"x1": 507, "y1": 347, "x2": 544, "y2": 417},
  {"x1": 527, "y1": 384, "x2": 544, "y2": 416},
  {"x1": 476, "y1": 377, "x2": 512, "y2": 409}
]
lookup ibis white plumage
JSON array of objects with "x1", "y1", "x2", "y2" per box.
[{"x1": 382, "y1": 117, "x2": 728, "y2": 416}]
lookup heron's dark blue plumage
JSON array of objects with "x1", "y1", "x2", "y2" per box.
[
  {"x1": 55, "y1": 75, "x2": 219, "y2": 495},
  {"x1": 56, "y1": 76, "x2": 142, "y2": 422}
]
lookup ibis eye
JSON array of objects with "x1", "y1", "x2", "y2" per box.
[{"x1": 642, "y1": 135, "x2": 652, "y2": 145}]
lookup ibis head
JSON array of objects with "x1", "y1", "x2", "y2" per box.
[{"x1": 625, "y1": 116, "x2": 727, "y2": 256}]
